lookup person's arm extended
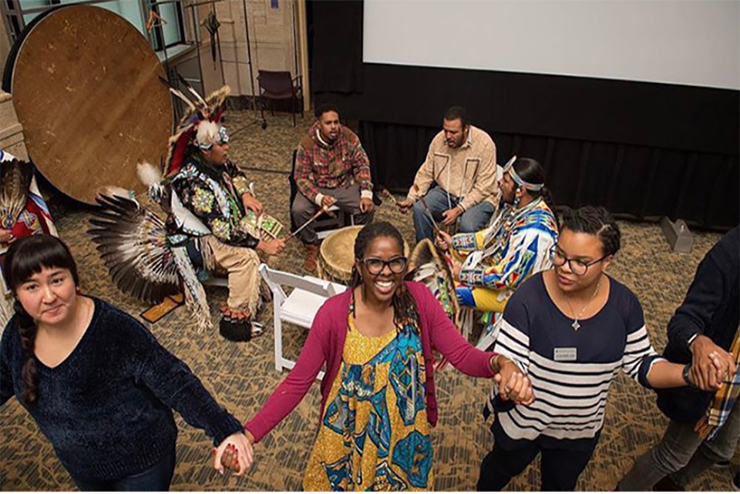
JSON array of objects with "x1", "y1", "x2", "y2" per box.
[
  {"x1": 244, "y1": 303, "x2": 331, "y2": 443},
  {"x1": 132, "y1": 320, "x2": 244, "y2": 446},
  {"x1": 421, "y1": 286, "x2": 497, "y2": 377},
  {"x1": 645, "y1": 360, "x2": 693, "y2": 389}
]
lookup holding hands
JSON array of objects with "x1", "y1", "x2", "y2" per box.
[
  {"x1": 492, "y1": 355, "x2": 535, "y2": 405},
  {"x1": 214, "y1": 432, "x2": 253, "y2": 476},
  {"x1": 689, "y1": 335, "x2": 736, "y2": 391}
]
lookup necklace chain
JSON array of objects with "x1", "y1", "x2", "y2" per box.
[{"x1": 565, "y1": 278, "x2": 602, "y2": 331}]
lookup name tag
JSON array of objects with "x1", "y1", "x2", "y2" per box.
[{"x1": 554, "y1": 347, "x2": 577, "y2": 362}]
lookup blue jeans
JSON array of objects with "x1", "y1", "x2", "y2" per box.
[
  {"x1": 412, "y1": 186, "x2": 495, "y2": 243},
  {"x1": 617, "y1": 399, "x2": 740, "y2": 490},
  {"x1": 72, "y1": 447, "x2": 177, "y2": 491}
]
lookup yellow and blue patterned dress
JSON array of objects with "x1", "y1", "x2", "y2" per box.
[{"x1": 303, "y1": 309, "x2": 433, "y2": 491}]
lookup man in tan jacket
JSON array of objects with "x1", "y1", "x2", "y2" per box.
[{"x1": 397, "y1": 107, "x2": 499, "y2": 242}]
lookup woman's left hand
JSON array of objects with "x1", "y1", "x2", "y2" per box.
[{"x1": 214, "y1": 432, "x2": 253, "y2": 476}]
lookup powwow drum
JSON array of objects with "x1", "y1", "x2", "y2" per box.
[
  {"x1": 317, "y1": 225, "x2": 410, "y2": 285},
  {"x1": 4, "y1": 5, "x2": 172, "y2": 205}
]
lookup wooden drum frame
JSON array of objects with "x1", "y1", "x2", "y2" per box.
[{"x1": 4, "y1": 5, "x2": 173, "y2": 205}]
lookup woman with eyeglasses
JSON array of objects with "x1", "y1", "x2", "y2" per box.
[
  {"x1": 476, "y1": 206, "x2": 699, "y2": 491},
  {"x1": 242, "y1": 222, "x2": 534, "y2": 491}
]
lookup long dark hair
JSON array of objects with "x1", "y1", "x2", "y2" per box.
[
  {"x1": 511, "y1": 157, "x2": 556, "y2": 213},
  {"x1": 4, "y1": 235, "x2": 79, "y2": 404},
  {"x1": 350, "y1": 222, "x2": 419, "y2": 332}
]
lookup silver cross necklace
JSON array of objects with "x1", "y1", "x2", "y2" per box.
[{"x1": 564, "y1": 278, "x2": 602, "y2": 331}]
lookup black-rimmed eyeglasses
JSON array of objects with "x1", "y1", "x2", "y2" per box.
[
  {"x1": 360, "y1": 256, "x2": 408, "y2": 275},
  {"x1": 550, "y1": 246, "x2": 607, "y2": 276}
]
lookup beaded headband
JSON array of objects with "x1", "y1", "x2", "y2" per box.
[{"x1": 503, "y1": 155, "x2": 544, "y2": 192}]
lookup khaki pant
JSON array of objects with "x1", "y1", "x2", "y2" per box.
[{"x1": 205, "y1": 236, "x2": 261, "y2": 314}]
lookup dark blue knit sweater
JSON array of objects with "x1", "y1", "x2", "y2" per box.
[
  {"x1": 0, "y1": 297, "x2": 243, "y2": 481},
  {"x1": 657, "y1": 226, "x2": 740, "y2": 423}
]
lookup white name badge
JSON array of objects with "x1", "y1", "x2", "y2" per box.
[{"x1": 554, "y1": 347, "x2": 577, "y2": 362}]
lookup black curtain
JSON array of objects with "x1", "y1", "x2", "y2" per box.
[
  {"x1": 360, "y1": 120, "x2": 739, "y2": 230},
  {"x1": 310, "y1": 2, "x2": 740, "y2": 231},
  {"x1": 309, "y1": 0, "x2": 363, "y2": 94}
]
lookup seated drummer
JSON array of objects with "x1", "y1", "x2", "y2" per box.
[
  {"x1": 436, "y1": 157, "x2": 558, "y2": 324},
  {"x1": 396, "y1": 106, "x2": 499, "y2": 243},
  {"x1": 291, "y1": 103, "x2": 375, "y2": 272},
  {"x1": 167, "y1": 121, "x2": 285, "y2": 342}
]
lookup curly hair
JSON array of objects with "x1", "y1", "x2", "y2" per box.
[
  {"x1": 4, "y1": 235, "x2": 79, "y2": 404},
  {"x1": 350, "y1": 222, "x2": 418, "y2": 332},
  {"x1": 560, "y1": 205, "x2": 621, "y2": 257}
]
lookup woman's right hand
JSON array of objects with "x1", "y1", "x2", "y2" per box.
[{"x1": 494, "y1": 357, "x2": 535, "y2": 405}]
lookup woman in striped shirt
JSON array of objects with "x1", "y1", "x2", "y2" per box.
[{"x1": 477, "y1": 206, "x2": 696, "y2": 491}]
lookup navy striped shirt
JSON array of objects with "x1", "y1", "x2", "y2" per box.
[{"x1": 488, "y1": 273, "x2": 664, "y2": 449}]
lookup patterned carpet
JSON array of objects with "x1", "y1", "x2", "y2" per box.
[{"x1": 0, "y1": 110, "x2": 734, "y2": 491}]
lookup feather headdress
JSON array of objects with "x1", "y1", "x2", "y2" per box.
[
  {"x1": 0, "y1": 159, "x2": 34, "y2": 229},
  {"x1": 160, "y1": 76, "x2": 231, "y2": 177}
]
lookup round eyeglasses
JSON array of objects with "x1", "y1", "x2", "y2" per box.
[
  {"x1": 360, "y1": 256, "x2": 408, "y2": 275},
  {"x1": 550, "y1": 246, "x2": 607, "y2": 276}
]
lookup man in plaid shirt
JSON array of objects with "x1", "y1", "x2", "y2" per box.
[
  {"x1": 291, "y1": 104, "x2": 374, "y2": 271},
  {"x1": 618, "y1": 226, "x2": 739, "y2": 491}
]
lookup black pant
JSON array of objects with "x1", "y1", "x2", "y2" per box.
[
  {"x1": 477, "y1": 439, "x2": 596, "y2": 491},
  {"x1": 72, "y1": 447, "x2": 177, "y2": 491}
]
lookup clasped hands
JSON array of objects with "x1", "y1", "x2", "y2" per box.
[
  {"x1": 213, "y1": 431, "x2": 254, "y2": 476},
  {"x1": 688, "y1": 335, "x2": 737, "y2": 391},
  {"x1": 492, "y1": 355, "x2": 535, "y2": 405}
]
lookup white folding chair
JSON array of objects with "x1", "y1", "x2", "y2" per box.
[{"x1": 259, "y1": 263, "x2": 347, "y2": 380}]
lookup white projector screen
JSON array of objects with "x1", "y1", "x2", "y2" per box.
[{"x1": 363, "y1": 0, "x2": 740, "y2": 90}]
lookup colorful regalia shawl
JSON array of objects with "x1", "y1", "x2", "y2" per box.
[{"x1": 452, "y1": 197, "x2": 558, "y2": 306}]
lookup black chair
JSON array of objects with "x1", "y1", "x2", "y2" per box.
[{"x1": 257, "y1": 70, "x2": 303, "y2": 127}]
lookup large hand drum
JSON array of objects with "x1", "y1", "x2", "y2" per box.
[
  {"x1": 318, "y1": 225, "x2": 410, "y2": 285},
  {"x1": 4, "y1": 5, "x2": 172, "y2": 205}
]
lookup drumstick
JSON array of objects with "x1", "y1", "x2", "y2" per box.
[
  {"x1": 380, "y1": 187, "x2": 399, "y2": 206},
  {"x1": 420, "y1": 197, "x2": 442, "y2": 235},
  {"x1": 288, "y1": 205, "x2": 335, "y2": 240}
]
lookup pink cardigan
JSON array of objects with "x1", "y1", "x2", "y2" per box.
[{"x1": 244, "y1": 281, "x2": 497, "y2": 443}]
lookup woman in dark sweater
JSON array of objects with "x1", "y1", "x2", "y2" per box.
[{"x1": 0, "y1": 235, "x2": 251, "y2": 490}]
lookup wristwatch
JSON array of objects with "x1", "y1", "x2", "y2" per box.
[{"x1": 682, "y1": 363, "x2": 694, "y2": 387}]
